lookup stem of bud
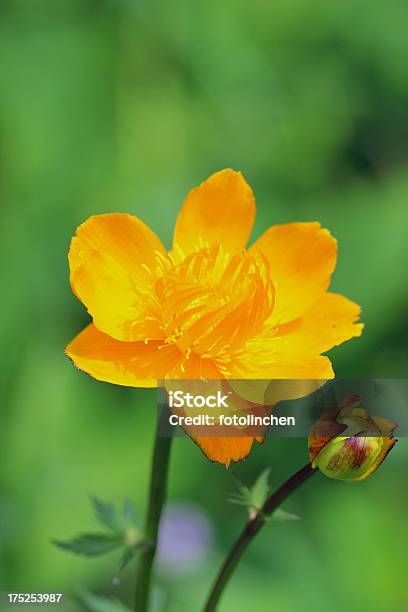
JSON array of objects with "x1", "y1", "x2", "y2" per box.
[{"x1": 203, "y1": 463, "x2": 316, "y2": 612}]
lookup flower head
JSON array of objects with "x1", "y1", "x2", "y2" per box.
[
  {"x1": 66, "y1": 169, "x2": 363, "y2": 465},
  {"x1": 308, "y1": 395, "x2": 396, "y2": 482}
]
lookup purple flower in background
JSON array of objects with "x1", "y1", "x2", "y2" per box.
[{"x1": 157, "y1": 502, "x2": 214, "y2": 576}]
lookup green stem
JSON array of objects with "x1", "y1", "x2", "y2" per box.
[
  {"x1": 203, "y1": 463, "x2": 316, "y2": 612},
  {"x1": 134, "y1": 411, "x2": 173, "y2": 611}
]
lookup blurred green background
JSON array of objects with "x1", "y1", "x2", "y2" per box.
[{"x1": 1, "y1": 0, "x2": 408, "y2": 610}]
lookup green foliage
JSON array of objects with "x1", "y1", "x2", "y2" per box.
[
  {"x1": 54, "y1": 498, "x2": 149, "y2": 571},
  {"x1": 271, "y1": 508, "x2": 299, "y2": 522},
  {"x1": 250, "y1": 468, "x2": 271, "y2": 511},
  {"x1": 91, "y1": 497, "x2": 137, "y2": 532},
  {"x1": 1, "y1": 1, "x2": 407, "y2": 610},
  {"x1": 229, "y1": 469, "x2": 299, "y2": 522},
  {"x1": 54, "y1": 533, "x2": 122, "y2": 558},
  {"x1": 229, "y1": 468, "x2": 271, "y2": 512},
  {"x1": 91, "y1": 498, "x2": 122, "y2": 533}
]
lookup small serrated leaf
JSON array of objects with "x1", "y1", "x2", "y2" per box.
[
  {"x1": 119, "y1": 548, "x2": 136, "y2": 572},
  {"x1": 91, "y1": 497, "x2": 121, "y2": 532},
  {"x1": 119, "y1": 540, "x2": 151, "y2": 572},
  {"x1": 249, "y1": 468, "x2": 271, "y2": 510},
  {"x1": 122, "y1": 499, "x2": 136, "y2": 525},
  {"x1": 228, "y1": 476, "x2": 251, "y2": 506},
  {"x1": 227, "y1": 497, "x2": 250, "y2": 507},
  {"x1": 271, "y1": 508, "x2": 300, "y2": 522},
  {"x1": 119, "y1": 547, "x2": 137, "y2": 572},
  {"x1": 53, "y1": 533, "x2": 122, "y2": 557}
]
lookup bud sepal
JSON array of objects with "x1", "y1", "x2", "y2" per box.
[{"x1": 308, "y1": 395, "x2": 397, "y2": 482}]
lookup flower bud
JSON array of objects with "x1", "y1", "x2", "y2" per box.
[{"x1": 308, "y1": 395, "x2": 396, "y2": 482}]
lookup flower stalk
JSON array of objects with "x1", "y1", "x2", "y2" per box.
[
  {"x1": 134, "y1": 411, "x2": 173, "y2": 612},
  {"x1": 203, "y1": 463, "x2": 316, "y2": 612}
]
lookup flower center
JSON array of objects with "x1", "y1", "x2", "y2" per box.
[{"x1": 154, "y1": 245, "x2": 274, "y2": 372}]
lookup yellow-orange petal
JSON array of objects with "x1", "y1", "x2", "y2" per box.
[
  {"x1": 173, "y1": 169, "x2": 256, "y2": 254},
  {"x1": 65, "y1": 323, "x2": 182, "y2": 387},
  {"x1": 166, "y1": 377, "x2": 270, "y2": 465},
  {"x1": 229, "y1": 351, "x2": 334, "y2": 380},
  {"x1": 190, "y1": 435, "x2": 257, "y2": 467},
  {"x1": 250, "y1": 222, "x2": 337, "y2": 324},
  {"x1": 69, "y1": 214, "x2": 168, "y2": 342},
  {"x1": 260, "y1": 292, "x2": 363, "y2": 356}
]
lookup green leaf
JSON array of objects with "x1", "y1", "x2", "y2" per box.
[
  {"x1": 53, "y1": 533, "x2": 122, "y2": 557},
  {"x1": 228, "y1": 473, "x2": 251, "y2": 505},
  {"x1": 229, "y1": 469, "x2": 271, "y2": 516},
  {"x1": 91, "y1": 497, "x2": 121, "y2": 532},
  {"x1": 228, "y1": 486, "x2": 250, "y2": 505},
  {"x1": 249, "y1": 468, "x2": 271, "y2": 510},
  {"x1": 228, "y1": 495, "x2": 250, "y2": 507},
  {"x1": 271, "y1": 508, "x2": 300, "y2": 522},
  {"x1": 122, "y1": 499, "x2": 136, "y2": 525},
  {"x1": 119, "y1": 547, "x2": 136, "y2": 572},
  {"x1": 118, "y1": 545, "x2": 139, "y2": 571}
]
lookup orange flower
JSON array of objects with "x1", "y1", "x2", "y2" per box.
[{"x1": 66, "y1": 169, "x2": 363, "y2": 465}]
